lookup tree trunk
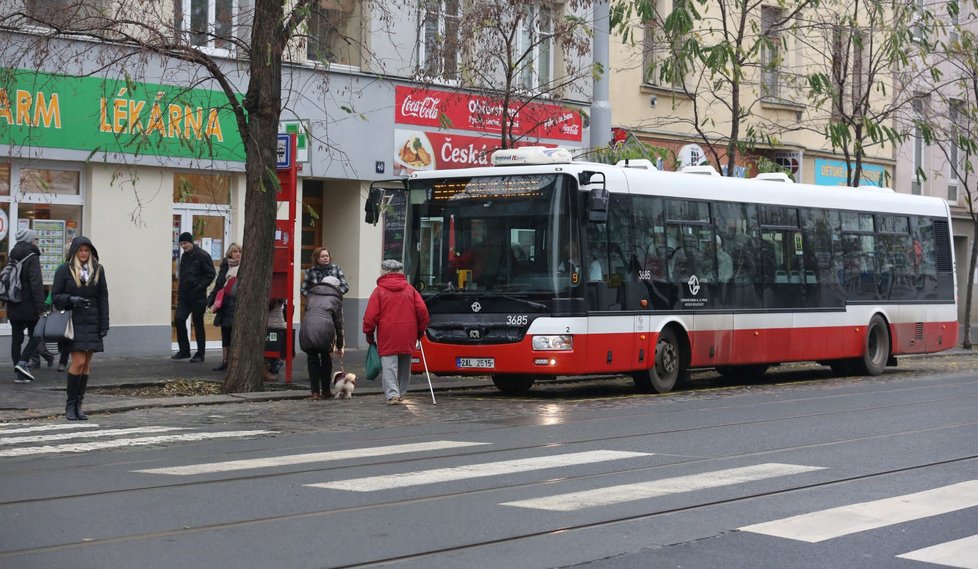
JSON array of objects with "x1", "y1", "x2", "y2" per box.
[
  {"x1": 962, "y1": 217, "x2": 978, "y2": 349},
  {"x1": 223, "y1": 0, "x2": 285, "y2": 392}
]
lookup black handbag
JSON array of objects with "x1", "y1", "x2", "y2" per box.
[{"x1": 33, "y1": 309, "x2": 74, "y2": 341}]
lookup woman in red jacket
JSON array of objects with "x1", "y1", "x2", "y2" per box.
[{"x1": 362, "y1": 259, "x2": 429, "y2": 404}]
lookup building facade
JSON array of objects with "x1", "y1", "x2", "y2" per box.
[{"x1": 0, "y1": 0, "x2": 592, "y2": 356}]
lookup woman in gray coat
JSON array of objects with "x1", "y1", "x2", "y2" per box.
[{"x1": 299, "y1": 276, "x2": 344, "y2": 400}]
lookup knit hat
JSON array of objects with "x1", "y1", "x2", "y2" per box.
[
  {"x1": 178, "y1": 232, "x2": 194, "y2": 244},
  {"x1": 322, "y1": 276, "x2": 341, "y2": 288},
  {"x1": 15, "y1": 228, "x2": 36, "y2": 243},
  {"x1": 381, "y1": 259, "x2": 403, "y2": 272}
]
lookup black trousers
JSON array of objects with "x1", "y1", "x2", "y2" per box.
[
  {"x1": 10, "y1": 319, "x2": 42, "y2": 365},
  {"x1": 306, "y1": 350, "x2": 333, "y2": 395},
  {"x1": 174, "y1": 298, "x2": 207, "y2": 355}
]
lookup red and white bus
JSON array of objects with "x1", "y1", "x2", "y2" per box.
[{"x1": 371, "y1": 147, "x2": 958, "y2": 393}]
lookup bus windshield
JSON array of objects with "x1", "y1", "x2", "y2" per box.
[{"x1": 407, "y1": 173, "x2": 579, "y2": 297}]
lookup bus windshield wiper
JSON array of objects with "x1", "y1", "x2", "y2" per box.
[{"x1": 477, "y1": 292, "x2": 547, "y2": 311}]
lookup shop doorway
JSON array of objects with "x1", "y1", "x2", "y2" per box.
[{"x1": 172, "y1": 208, "x2": 230, "y2": 350}]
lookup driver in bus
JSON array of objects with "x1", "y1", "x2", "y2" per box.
[{"x1": 558, "y1": 242, "x2": 582, "y2": 282}]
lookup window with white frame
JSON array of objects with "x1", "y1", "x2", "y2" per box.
[
  {"x1": 911, "y1": 96, "x2": 927, "y2": 195},
  {"x1": 307, "y1": 0, "x2": 362, "y2": 67},
  {"x1": 948, "y1": 100, "x2": 963, "y2": 202},
  {"x1": 419, "y1": 0, "x2": 460, "y2": 81},
  {"x1": 644, "y1": 0, "x2": 686, "y2": 89},
  {"x1": 176, "y1": 0, "x2": 236, "y2": 55},
  {"x1": 25, "y1": 0, "x2": 106, "y2": 28},
  {"x1": 518, "y1": 4, "x2": 554, "y2": 92},
  {"x1": 760, "y1": 5, "x2": 782, "y2": 100},
  {"x1": 910, "y1": 0, "x2": 925, "y2": 42}
]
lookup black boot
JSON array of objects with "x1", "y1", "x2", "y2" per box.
[
  {"x1": 75, "y1": 374, "x2": 89, "y2": 420},
  {"x1": 65, "y1": 373, "x2": 79, "y2": 421}
]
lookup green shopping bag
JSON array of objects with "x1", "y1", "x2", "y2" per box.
[{"x1": 365, "y1": 344, "x2": 382, "y2": 380}]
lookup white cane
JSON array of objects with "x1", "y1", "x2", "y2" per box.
[{"x1": 419, "y1": 341, "x2": 437, "y2": 405}]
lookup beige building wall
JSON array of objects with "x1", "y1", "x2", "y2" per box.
[
  {"x1": 87, "y1": 165, "x2": 173, "y2": 329},
  {"x1": 609, "y1": 2, "x2": 895, "y2": 180}
]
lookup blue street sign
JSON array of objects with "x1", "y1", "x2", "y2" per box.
[{"x1": 276, "y1": 133, "x2": 292, "y2": 169}]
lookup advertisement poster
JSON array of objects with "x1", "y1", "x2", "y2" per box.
[{"x1": 32, "y1": 219, "x2": 65, "y2": 284}]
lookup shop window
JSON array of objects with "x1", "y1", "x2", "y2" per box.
[
  {"x1": 0, "y1": 164, "x2": 9, "y2": 196},
  {"x1": 19, "y1": 169, "x2": 80, "y2": 196},
  {"x1": 173, "y1": 172, "x2": 231, "y2": 204},
  {"x1": 1, "y1": 165, "x2": 82, "y2": 325},
  {"x1": 307, "y1": 0, "x2": 363, "y2": 68}
]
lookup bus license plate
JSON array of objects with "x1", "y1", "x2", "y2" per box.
[{"x1": 457, "y1": 357, "x2": 494, "y2": 369}]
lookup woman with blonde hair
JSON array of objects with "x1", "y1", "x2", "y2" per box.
[
  {"x1": 51, "y1": 236, "x2": 109, "y2": 420},
  {"x1": 208, "y1": 242, "x2": 242, "y2": 371}
]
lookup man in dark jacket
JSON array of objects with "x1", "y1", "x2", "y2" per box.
[
  {"x1": 9, "y1": 228, "x2": 46, "y2": 383},
  {"x1": 173, "y1": 232, "x2": 216, "y2": 362}
]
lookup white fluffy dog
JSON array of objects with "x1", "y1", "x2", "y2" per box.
[{"x1": 330, "y1": 371, "x2": 357, "y2": 399}]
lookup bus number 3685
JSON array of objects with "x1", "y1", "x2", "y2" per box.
[{"x1": 507, "y1": 315, "x2": 528, "y2": 326}]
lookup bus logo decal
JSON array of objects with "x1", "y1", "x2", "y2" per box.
[
  {"x1": 471, "y1": 301, "x2": 482, "y2": 313},
  {"x1": 688, "y1": 275, "x2": 701, "y2": 296},
  {"x1": 469, "y1": 329, "x2": 481, "y2": 339}
]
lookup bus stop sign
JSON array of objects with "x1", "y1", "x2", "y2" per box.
[{"x1": 276, "y1": 134, "x2": 292, "y2": 169}]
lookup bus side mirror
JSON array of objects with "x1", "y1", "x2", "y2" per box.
[
  {"x1": 589, "y1": 187, "x2": 609, "y2": 223},
  {"x1": 365, "y1": 188, "x2": 384, "y2": 225}
]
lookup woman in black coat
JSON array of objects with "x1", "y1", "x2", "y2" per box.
[{"x1": 51, "y1": 236, "x2": 109, "y2": 421}]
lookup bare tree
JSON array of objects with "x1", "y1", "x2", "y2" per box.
[
  {"x1": 611, "y1": 0, "x2": 816, "y2": 176},
  {"x1": 419, "y1": 0, "x2": 594, "y2": 149},
  {"x1": 0, "y1": 0, "x2": 341, "y2": 392},
  {"x1": 789, "y1": 0, "x2": 941, "y2": 187}
]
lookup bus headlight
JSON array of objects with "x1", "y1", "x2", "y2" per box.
[{"x1": 532, "y1": 335, "x2": 573, "y2": 351}]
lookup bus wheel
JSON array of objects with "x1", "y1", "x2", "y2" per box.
[
  {"x1": 633, "y1": 327, "x2": 682, "y2": 394},
  {"x1": 491, "y1": 374, "x2": 536, "y2": 394},
  {"x1": 716, "y1": 364, "x2": 769, "y2": 380},
  {"x1": 857, "y1": 315, "x2": 890, "y2": 376}
]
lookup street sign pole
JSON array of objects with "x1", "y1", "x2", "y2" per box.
[{"x1": 271, "y1": 133, "x2": 297, "y2": 383}]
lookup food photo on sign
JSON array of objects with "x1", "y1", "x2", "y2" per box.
[{"x1": 393, "y1": 130, "x2": 435, "y2": 175}]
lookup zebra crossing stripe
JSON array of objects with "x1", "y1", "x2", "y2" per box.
[
  {"x1": 739, "y1": 480, "x2": 978, "y2": 543},
  {"x1": 0, "y1": 430, "x2": 274, "y2": 458},
  {"x1": 0, "y1": 423, "x2": 102, "y2": 434},
  {"x1": 307, "y1": 450, "x2": 653, "y2": 492},
  {"x1": 897, "y1": 534, "x2": 978, "y2": 569},
  {"x1": 134, "y1": 441, "x2": 490, "y2": 475},
  {"x1": 502, "y1": 463, "x2": 825, "y2": 511},
  {"x1": 0, "y1": 426, "x2": 183, "y2": 445}
]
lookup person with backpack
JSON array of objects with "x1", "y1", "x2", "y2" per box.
[{"x1": 7, "y1": 228, "x2": 46, "y2": 383}]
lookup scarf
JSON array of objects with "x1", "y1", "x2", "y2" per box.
[{"x1": 227, "y1": 257, "x2": 240, "y2": 268}]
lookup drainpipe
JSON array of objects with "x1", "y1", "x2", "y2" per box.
[{"x1": 590, "y1": 0, "x2": 612, "y2": 151}]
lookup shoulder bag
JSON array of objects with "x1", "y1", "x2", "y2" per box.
[{"x1": 33, "y1": 309, "x2": 74, "y2": 341}]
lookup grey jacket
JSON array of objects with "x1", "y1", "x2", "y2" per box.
[{"x1": 298, "y1": 283, "x2": 344, "y2": 353}]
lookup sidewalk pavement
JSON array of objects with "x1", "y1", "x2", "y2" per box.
[
  {"x1": 1, "y1": 345, "x2": 974, "y2": 423},
  {"x1": 0, "y1": 348, "x2": 491, "y2": 423}
]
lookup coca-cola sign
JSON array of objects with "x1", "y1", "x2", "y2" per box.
[{"x1": 395, "y1": 86, "x2": 583, "y2": 143}]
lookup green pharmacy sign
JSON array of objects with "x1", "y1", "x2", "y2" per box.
[{"x1": 0, "y1": 68, "x2": 245, "y2": 162}]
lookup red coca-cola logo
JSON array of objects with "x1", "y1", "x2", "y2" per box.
[{"x1": 400, "y1": 95, "x2": 442, "y2": 120}]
